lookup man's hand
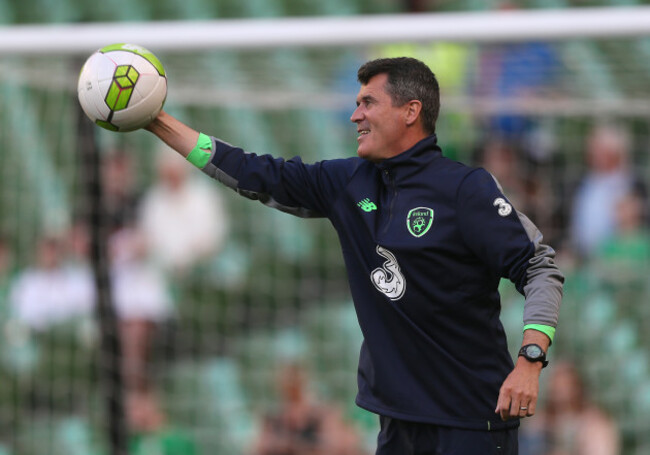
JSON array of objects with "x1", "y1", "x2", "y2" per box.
[
  {"x1": 495, "y1": 329, "x2": 550, "y2": 421},
  {"x1": 145, "y1": 110, "x2": 200, "y2": 159},
  {"x1": 495, "y1": 356, "x2": 543, "y2": 420}
]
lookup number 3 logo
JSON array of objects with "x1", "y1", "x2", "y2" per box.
[
  {"x1": 371, "y1": 246, "x2": 406, "y2": 301},
  {"x1": 493, "y1": 197, "x2": 512, "y2": 217}
]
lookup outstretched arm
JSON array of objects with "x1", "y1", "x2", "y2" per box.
[
  {"x1": 145, "y1": 110, "x2": 200, "y2": 158},
  {"x1": 144, "y1": 110, "x2": 343, "y2": 218}
]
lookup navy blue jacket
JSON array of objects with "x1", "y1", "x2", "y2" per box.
[{"x1": 200, "y1": 134, "x2": 563, "y2": 431}]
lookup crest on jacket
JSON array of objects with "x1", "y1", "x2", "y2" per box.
[{"x1": 406, "y1": 207, "x2": 434, "y2": 238}]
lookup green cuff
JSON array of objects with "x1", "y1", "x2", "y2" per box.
[
  {"x1": 523, "y1": 324, "x2": 555, "y2": 344},
  {"x1": 186, "y1": 133, "x2": 212, "y2": 169}
]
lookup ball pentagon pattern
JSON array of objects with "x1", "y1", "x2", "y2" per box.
[{"x1": 77, "y1": 43, "x2": 167, "y2": 132}]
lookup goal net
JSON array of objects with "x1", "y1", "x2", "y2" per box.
[{"x1": 1, "y1": 4, "x2": 650, "y2": 455}]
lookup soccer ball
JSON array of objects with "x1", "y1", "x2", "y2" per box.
[{"x1": 77, "y1": 43, "x2": 167, "y2": 132}]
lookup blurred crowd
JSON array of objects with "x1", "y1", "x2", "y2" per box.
[
  {"x1": 3, "y1": 1, "x2": 649, "y2": 454},
  {"x1": 0, "y1": 144, "x2": 229, "y2": 453}
]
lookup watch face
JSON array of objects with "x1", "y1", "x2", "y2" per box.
[{"x1": 525, "y1": 345, "x2": 543, "y2": 358}]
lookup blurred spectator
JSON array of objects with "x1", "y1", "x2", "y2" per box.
[
  {"x1": 474, "y1": 137, "x2": 528, "y2": 210},
  {"x1": 100, "y1": 148, "x2": 176, "y2": 435},
  {"x1": 69, "y1": 146, "x2": 172, "y2": 433},
  {"x1": 102, "y1": 148, "x2": 142, "y2": 235},
  {"x1": 8, "y1": 142, "x2": 179, "y2": 435},
  {"x1": 474, "y1": 137, "x2": 556, "y2": 241},
  {"x1": 519, "y1": 360, "x2": 620, "y2": 455},
  {"x1": 568, "y1": 122, "x2": 647, "y2": 260},
  {"x1": 137, "y1": 143, "x2": 229, "y2": 276},
  {"x1": 8, "y1": 235, "x2": 93, "y2": 330},
  {"x1": 129, "y1": 145, "x2": 228, "y2": 437},
  {"x1": 129, "y1": 424, "x2": 199, "y2": 455},
  {"x1": 597, "y1": 190, "x2": 650, "y2": 267},
  {"x1": 591, "y1": 190, "x2": 650, "y2": 295},
  {"x1": 7, "y1": 225, "x2": 173, "y2": 384},
  {"x1": 251, "y1": 362, "x2": 366, "y2": 455},
  {"x1": 472, "y1": 2, "x2": 562, "y2": 160},
  {"x1": 109, "y1": 227, "x2": 173, "y2": 434}
]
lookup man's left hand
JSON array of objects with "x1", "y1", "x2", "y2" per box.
[
  {"x1": 495, "y1": 357, "x2": 543, "y2": 421},
  {"x1": 495, "y1": 329, "x2": 550, "y2": 421}
]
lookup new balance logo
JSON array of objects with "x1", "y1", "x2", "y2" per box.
[{"x1": 357, "y1": 198, "x2": 377, "y2": 212}]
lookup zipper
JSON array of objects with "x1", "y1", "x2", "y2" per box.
[{"x1": 382, "y1": 169, "x2": 398, "y2": 235}]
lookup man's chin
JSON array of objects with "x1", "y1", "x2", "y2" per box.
[{"x1": 357, "y1": 148, "x2": 381, "y2": 163}]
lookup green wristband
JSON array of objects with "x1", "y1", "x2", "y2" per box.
[
  {"x1": 186, "y1": 133, "x2": 212, "y2": 169},
  {"x1": 523, "y1": 324, "x2": 555, "y2": 344}
]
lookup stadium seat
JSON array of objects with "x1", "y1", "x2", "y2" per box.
[
  {"x1": 55, "y1": 417, "x2": 101, "y2": 455},
  {"x1": 201, "y1": 358, "x2": 256, "y2": 450},
  {"x1": 0, "y1": 83, "x2": 69, "y2": 235}
]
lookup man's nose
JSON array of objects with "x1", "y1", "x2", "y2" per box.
[{"x1": 350, "y1": 106, "x2": 362, "y2": 123}]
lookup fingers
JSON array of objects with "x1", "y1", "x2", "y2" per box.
[
  {"x1": 495, "y1": 363, "x2": 541, "y2": 421},
  {"x1": 495, "y1": 392, "x2": 537, "y2": 421},
  {"x1": 516, "y1": 403, "x2": 533, "y2": 418},
  {"x1": 495, "y1": 391, "x2": 509, "y2": 421},
  {"x1": 524, "y1": 399, "x2": 537, "y2": 417}
]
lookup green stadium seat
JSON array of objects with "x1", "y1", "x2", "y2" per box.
[
  {"x1": 0, "y1": 0, "x2": 14, "y2": 23},
  {"x1": 17, "y1": 416, "x2": 57, "y2": 455},
  {"x1": 154, "y1": 0, "x2": 219, "y2": 20},
  {"x1": 619, "y1": 349, "x2": 649, "y2": 386},
  {"x1": 202, "y1": 358, "x2": 256, "y2": 450},
  {"x1": 165, "y1": 357, "x2": 255, "y2": 454},
  {"x1": 604, "y1": 320, "x2": 638, "y2": 355},
  {"x1": 583, "y1": 293, "x2": 616, "y2": 334},
  {"x1": 206, "y1": 240, "x2": 251, "y2": 289},
  {"x1": 631, "y1": 381, "x2": 650, "y2": 417},
  {"x1": 0, "y1": 83, "x2": 69, "y2": 235},
  {"x1": 55, "y1": 417, "x2": 101, "y2": 455}
]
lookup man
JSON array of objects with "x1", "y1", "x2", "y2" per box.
[{"x1": 144, "y1": 57, "x2": 563, "y2": 454}]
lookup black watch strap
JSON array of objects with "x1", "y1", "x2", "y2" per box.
[{"x1": 518, "y1": 343, "x2": 549, "y2": 368}]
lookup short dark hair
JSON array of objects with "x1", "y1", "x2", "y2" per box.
[{"x1": 357, "y1": 57, "x2": 440, "y2": 134}]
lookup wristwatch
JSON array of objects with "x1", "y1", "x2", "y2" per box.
[{"x1": 518, "y1": 344, "x2": 549, "y2": 368}]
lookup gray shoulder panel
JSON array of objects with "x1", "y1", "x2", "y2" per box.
[{"x1": 517, "y1": 211, "x2": 564, "y2": 328}]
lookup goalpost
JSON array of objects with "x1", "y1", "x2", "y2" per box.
[
  {"x1": 1, "y1": 5, "x2": 650, "y2": 455},
  {"x1": 2, "y1": 6, "x2": 650, "y2": 53}
]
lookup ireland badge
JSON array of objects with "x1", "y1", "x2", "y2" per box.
[{"x1": 406, "y1": 207, "x2": 434, "y2": 238}]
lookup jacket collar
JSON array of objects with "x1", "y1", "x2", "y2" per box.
[{"x1": 376, "y1": 135, "x2": 442, "y2": 174}]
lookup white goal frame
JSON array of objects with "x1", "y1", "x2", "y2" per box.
[{"x1": 0, "y1": 6, "x2": 650, "y2": 56}]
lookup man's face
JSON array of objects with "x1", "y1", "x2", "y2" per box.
[{"x1": 350, "y1": 73, "x2": 409, "y2": 162}]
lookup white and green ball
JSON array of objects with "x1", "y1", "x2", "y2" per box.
[{"x1": 77, "y1": 43, "x2": 167, "y2": 132}]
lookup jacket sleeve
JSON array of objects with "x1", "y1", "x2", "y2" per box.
[
  {"x1": 196, "y1": 136, "x2": 354, "y2": 219},
  {"x1": 456, "y1": 168, "x2": 564, "y2": 330}
]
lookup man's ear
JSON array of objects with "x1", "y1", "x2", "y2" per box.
[{"x1": 404, "y1": 100, "x2": 423, "y2": 127}]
